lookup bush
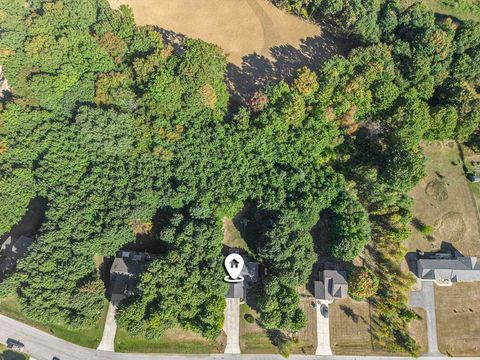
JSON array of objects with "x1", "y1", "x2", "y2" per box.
[
  {"x1": 420, "y1": 224, "x2": 433, "y2": 236},
  {"x1": 244, "y1": 313, "x2": 255, "y2": 323},
  {"x1": 348, "y1": 266, "x2": 379, "y2": 301}
]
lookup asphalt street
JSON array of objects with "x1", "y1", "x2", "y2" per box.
[{"x1": 0, "y1": 314, "x2": 465, "y2": 360}]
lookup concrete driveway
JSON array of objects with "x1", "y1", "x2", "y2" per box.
[
  {"x1": 223, "y1": 298, "x2": 240, "y2": 354},
  {"x1": 97, "y1": 294, "x2": 125, "y2": 352},
  {"x1": 409, "y1": 281, "x2": 442, "y2": 356},
  {"x1": 315, "y1": 300, "x2": 332, "y2": 355}
]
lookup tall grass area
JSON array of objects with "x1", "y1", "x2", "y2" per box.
[{"x1": 0, "y1": 295, "x2": 108, "y2": 349}]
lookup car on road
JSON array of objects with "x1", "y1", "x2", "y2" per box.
[
  {"x1": 320, "y1": 304, "x2": 329, "y2": 318},
  {"x1": 7, "y1": 338, "x2": 25, "y2": 352}
]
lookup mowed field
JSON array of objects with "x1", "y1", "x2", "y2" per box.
[
  {"x1": 435, "y1": 282, "x2": 480, "y2": 356},
  {"x1": 406, "y1": 141, "x2": 480, "y2": 256},
  {"x1": 329, "y1": 298, "x2": 428, "y2": 355},
  {"x1": 107, "y1": 0, "x2": 344, "y2": 100},
  {"x1": 108, "y1": 0, "x2": 321, "y2": 66}
]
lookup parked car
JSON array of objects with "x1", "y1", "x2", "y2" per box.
[
  {"x1": 320, "y1": 304, "x2": 329, "y2": 318},
  {"x1": 6, "y1": 338, "x2": 24, "y2": 352}
]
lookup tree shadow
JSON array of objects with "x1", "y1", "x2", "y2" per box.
[
  {"x1": 340, "y1": 304, "x2": 368, "y2": 325},
  {"x1": 1, "y1": 350, "x2": 27, "y2": 360},
  {"x1": 150, "y1": 25, "x2": 350, "y2": 104},
  {"x1": 227, "y1": 33, "x2": 349, "y2": 103}
]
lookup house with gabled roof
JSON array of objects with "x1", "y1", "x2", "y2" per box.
[
  {"x1": 314, "y1": 270, "x2": 348, "y2": 301},
  {"x1": 416, "y1": 251, "x2": 480, "y2": 285}
]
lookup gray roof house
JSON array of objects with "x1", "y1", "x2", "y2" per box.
[
  {"x1": 226, "y1": 261, "x2": 259, "y2": 301},
  {"x1": 314, "y1": 270, "x2": 348, "y2": 301},
  {"x1": 416, "y1": 251, "x2": 480, "y2": 283},
  {"x1": 110, "y1": 251, "x2": 152, "y2": 295}
]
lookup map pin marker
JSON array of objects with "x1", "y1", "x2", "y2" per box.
[{"x1": 224, "y1": 253, "x2": 245, "y2": 282}]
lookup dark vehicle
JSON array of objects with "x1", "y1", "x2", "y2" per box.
[
  {"x1": 320, "y1": 304, "x2": 329, "y2": 318},
  {"x1": 52, "y1": 357, "x2": 61, "y2": 360},
  {"x1": 6, "y1": 338, "x2": 24, "y2": 352}
]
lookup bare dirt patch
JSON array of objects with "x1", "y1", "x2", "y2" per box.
[
  {"x1": 406, "y1": 142, "x2": 480, "y2": 256},
  {"x1": 107, "y1": 0, "x2": 346, "y2": 101},
  {"x1": 435, "y1": 282, "x2": 480, "y2": 356}
]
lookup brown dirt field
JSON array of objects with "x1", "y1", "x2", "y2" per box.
[
  {"x1": 435, "y1": 283, "x2": 480, "y2": 356},
  {"x1": 406, "y1": 141, "x2": 480, "y2": 256},
  {"x1": 107, "y1": 0, "x2": 345, "y2": 101}
]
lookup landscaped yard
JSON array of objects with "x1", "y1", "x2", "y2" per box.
[
  {"x1": 406, "y1": 141, "x2": 480, "y2": 257},
  {"x1": 435, "y1": 282, "x2": 480, "y2": 356},
  {"x1": 114, "y1": 328, "x2": 225, "y2": 353},
  {"x1": 0, "y1": 295, "x2": 108, "y2": 349}
]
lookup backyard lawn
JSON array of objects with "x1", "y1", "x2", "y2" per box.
[
  {"x1": 406, "y1": 142, "x2": 480, "y2": 257},
  {"x1": 0, "y1": 295, "x2": 108, "y2": 349}
]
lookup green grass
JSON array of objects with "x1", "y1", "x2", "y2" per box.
[
  {"x1": 401, "y1": 0, "x2": 480, "y2": 21},
  {"x1": 470, "y1": 183, "x2": 480, "y2": 199},
  {"x1": 0, "y1": 295, "x2": 108, "y2": 349},
  {"x1": 115, "y1": 328, "x2": 222, "y2": 353},
  {"x1": 239, "y1": 303, "x2": 276, "y2": 353}
]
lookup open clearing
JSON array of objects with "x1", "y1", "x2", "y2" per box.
[
  {"x1": 108, "y1": 0, "x2": 344, "y2": 100},
  {"x1": 435, "y1": 282, "x2": 480, "y2": 356},
  {"x1": 406, "y1": 142, "x2": 480, "y2": 256}
]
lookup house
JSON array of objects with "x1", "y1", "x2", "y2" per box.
[
  {"x1": 416, "y1": 251, "x2": 480, "y2": 284},
  {"x1": 110, "y1": 251, "x2": 152, "y2": 295},
  {"x1": 314, "y1": 270, "x2": 348, "y2": 301},
  {"x1": 225, "y1": 260, "x2": 259, "y2": 302},
  {"x1": 230, "y1": 259, "x2": 240, "y2": 268}
]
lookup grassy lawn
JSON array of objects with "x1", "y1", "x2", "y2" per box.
[
  {"x1": 329, "y1": 298, "x2": 375, "y2": 355},
  {"x1": 223, "y1": 217, "x2": 250, "y2": 252},
  {"x1": 115, "y1": 328, "x2": 224, "y2": 353},
  {"x1": 401, "y1": 0, "x2": 480, "y2": 21},
  {"x1": 435, "y1": 282, "x2": 480, "y2": 356},
  {"x1": 239, "y1": 297, "x2": 315, "y2": 354},
  {"x1": 0, "y1": 295, "x2": 108, "y2": 349}
]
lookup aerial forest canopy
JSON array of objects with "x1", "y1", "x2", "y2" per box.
[{"x1": 0, "y1": 0, "x2": 479, "y2": 356}]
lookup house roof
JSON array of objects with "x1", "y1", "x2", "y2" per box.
[
  {"x1": 314, "y1": 270, "x2": 348, "y2": 300},
  {"x1": 110, "y1": 257, "x2": 141, "y2": 277},
  {"x1": 417, "y1": 256, "x2": 480, "y2": 282},
  {"x1": 226, "y1": 281, "x2": 245, "y2": 299}
]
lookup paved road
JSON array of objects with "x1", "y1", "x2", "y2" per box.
[
  {"x1": 223, "y1": 298, "x2": 240, "y2": 354},
  {"x1": 315, "y1": 301, "x2": 332, "y2": 355},
  {"x1": 98, "y1": 294, "x2": 125, "y2": 352},
  {"x1": 0, "y1": 313, "x2": 466, "y2": 360},
  {"x1": 409, "y1": 281, "x2": 442, "y2": 356}
]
